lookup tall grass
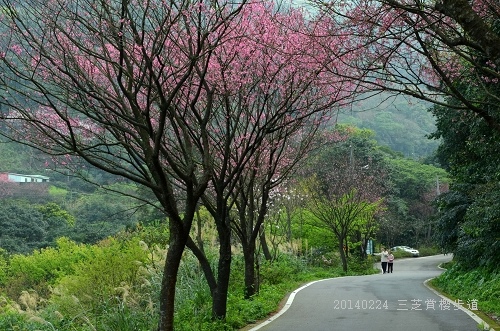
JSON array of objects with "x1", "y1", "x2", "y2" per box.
[{"x1": 0, "y1": 234, "x2": 377, "y2": 331}]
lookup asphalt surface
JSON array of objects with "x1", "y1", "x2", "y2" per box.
[{"x1": 244, "y1": 255, "x2": 492, "y2": 331}]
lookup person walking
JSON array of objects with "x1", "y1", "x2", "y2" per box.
[
  {"x1": 387, "y1": 250, "x2": 394, "y2": 273},
  {"x1": 380, "y1": 247, "x2": 389, "y2": 274}
]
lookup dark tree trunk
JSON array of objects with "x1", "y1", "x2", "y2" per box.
[
  {"x1": 242, "y1": 239, "x2": 257, "y2": 299},
  {"x1": 186, "y1": 213, "x2": 231, "y2": 320},
  {"x1": 212, "y1": 218, "x2": 232, "y2": 320},
  {"x1": 339, "y1": 239, "x2": 348, "y2": 273},
  {"x1": 195, "y1": 208, "x2": 205, "y2": 255},
  {"x1": 187, "y1": 205, "x2": 232, "y2": 320},
  {"x1": 157, "y1": 221, "x2": 189, "y2": 331},
  {"x1": 259, "y1": 226, "x2": 272, "y2": 261},
  {"x1": 199, "y1": 184, "x2": 234, "y2": 321},
  {"x1": 186, "y1": 237, "x2": 217, "y2": 292}
]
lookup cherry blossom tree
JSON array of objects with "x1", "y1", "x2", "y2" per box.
[
  {"x1": 0, "y1": 0, "x2": 360, "y2": 328},
  {"x1": 230, "y1": 128, "x2": 345, "y2": 299},
  {"x1": 181, "y1": 2, "x2": 356, "y2": 308},
  {"x1": 0, "y1": 1, "x2": 247, "y2": 330},
  {"x1": 304, "y1": 128, "x2": 387, "y2": 271},
  {"x1": 308, "y1": 0, "x2": 500, "y2": 132}
]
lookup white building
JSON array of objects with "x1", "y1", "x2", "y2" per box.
[{"x1": 0, "y1": 173, "x2": 50, "y2": 183}]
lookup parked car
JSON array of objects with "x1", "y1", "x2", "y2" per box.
[{"x1": 391, "y1": 246, "x2": 419, "y2": 257}]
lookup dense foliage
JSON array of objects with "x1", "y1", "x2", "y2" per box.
[
  {"x1": 301, "y1": 126, "x2": 448, "y2": 251},
  {"x1": 0, "y1": 140, "x2": 155, "y2": 253},
  {"x1": 430, "y1": 80, "x2": 500, "y2": 270}
]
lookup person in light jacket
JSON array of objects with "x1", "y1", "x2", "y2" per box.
[{"x1": 380, "y1": 247, "x2": 389, "y2": 274}]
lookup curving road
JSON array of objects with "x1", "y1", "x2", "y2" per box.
[{"x1": 244, "y1": 255, "x2": 493, "y2": 331}]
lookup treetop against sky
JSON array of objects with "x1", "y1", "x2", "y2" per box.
[
  {"x1": 309, "y1": 0, "x2": 500, "y2": 130},
  {"x1": 0, "y1": 0, "x2": 499, "y2": 174},
  {"x1": 0, "y1": 1, "x2": 355, "y2": 152}
]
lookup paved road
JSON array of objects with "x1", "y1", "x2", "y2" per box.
[{"x1": 245, "y1": 255, "x2": 492, "y2": 331}]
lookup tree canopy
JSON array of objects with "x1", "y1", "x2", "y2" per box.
[
  {"x1": 0, "y1": 1, "x2": 357, "y2": 330},
  {"x1": 310, "y1": 0, "x2": 500, "y2": 132}
]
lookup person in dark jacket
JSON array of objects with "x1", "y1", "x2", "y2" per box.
[
  {"x1": 387, "y1": 250, "x2": 394, "y2": 273},
  {"x1": 380, "y1": 247, "x2": 389, "y2": 274}
]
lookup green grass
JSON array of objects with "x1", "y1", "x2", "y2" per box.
[{"x1": 430, "y1": 262, "x2": 500, "y2": 331}]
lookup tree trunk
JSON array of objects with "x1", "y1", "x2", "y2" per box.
[
  {"x1": 339, "y1": 240, "x2": 348, "y2": 273},
  {"x1": 157, "y1": 222, "x2": 188, "y2": 331},
  {"x1": 212, "y1": 218, "x2": 232, "y2": 320},
  {"x1": 242, "y1": 239, "x2": 257, "y2": 299},
  {"x1": 195, "y1": 208, "x2": 205, "y2": 255},
  {"x1": 259, "y1": 226, "x2": 272, "y2": 261},
  {"x1": 426, "y1": 223, "x2": 432, "y2": 245},
  {"x1": 186, "y1": 222, "x2": 231, "y2": 320},
  {"x1": 286, "y1": 207, "x2": 292, "y2": 242},
  {"x1": 186, "y1": 237, "x2": 217, "y2": 292}
]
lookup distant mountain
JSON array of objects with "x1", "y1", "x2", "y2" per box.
[{"x1": 337, "y1": 93, "x2": 439, "y2": 158}]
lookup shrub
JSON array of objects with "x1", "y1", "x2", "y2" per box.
[
  {"x1": 259, "y1": 255, "x2": 308, "y2": 285},
  {"x1": 0, "y1": 249, "x2": 9, "y2": 286},
  {"x1": 348, "y1": 255, "x2": 378, "y2": 274},
  {"x1": 48, "y1": 237, "x2": 149, "y2": 323},
  {"x1": 4, "y1": 238, "x2": 92, "y2": 299}
]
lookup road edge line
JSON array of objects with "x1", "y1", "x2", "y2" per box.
[
  {"x1": 246, "y1": 278, "x2": 333, "y2": 331},
  {"x1": 423, "y1": 276, "x2": 495, "y2": 331}
]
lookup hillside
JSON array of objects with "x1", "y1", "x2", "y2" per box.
[{"x1": 338, "y1": 94, "x2": 439, "y2": 158}]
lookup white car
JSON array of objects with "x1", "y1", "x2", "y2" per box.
[{"x1": 391, "y1": 246, "x2": 419, "y2": 257}]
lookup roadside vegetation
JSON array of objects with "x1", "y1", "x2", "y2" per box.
[
  {"x1": 0, "y1": 131, "x2": 448, "y2": 331},
  {"x1": 431, "y1": 261, "x2": 500, "y2": 330},
  {"x1": 0, "y1": 226, "x2": 379, "y2": 331}
]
